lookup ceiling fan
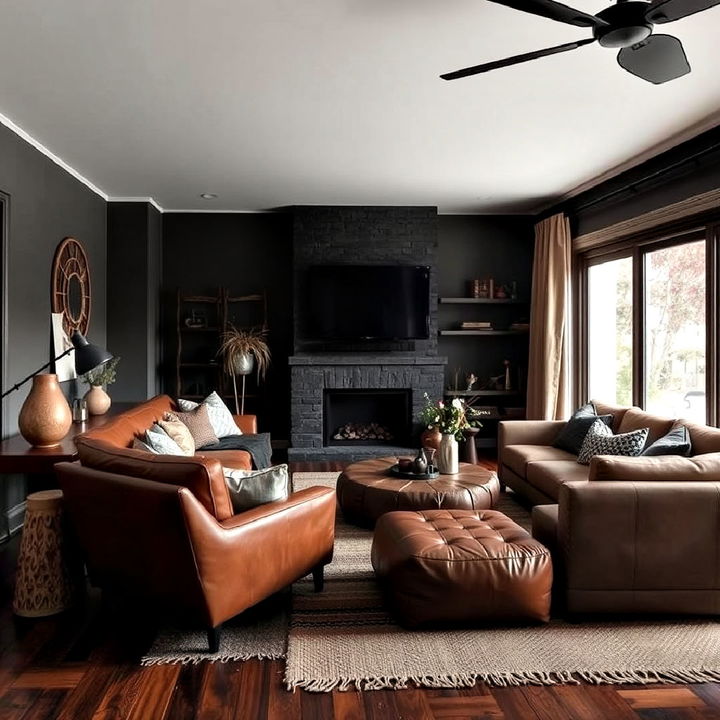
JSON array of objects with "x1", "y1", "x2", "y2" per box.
[{"x1": 440, "y1": 0, "x2": 719, "y2": 83}]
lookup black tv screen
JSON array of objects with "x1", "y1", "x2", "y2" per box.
[{"x1": 305, "y1": 265, "x2": 430, "y2": 341}]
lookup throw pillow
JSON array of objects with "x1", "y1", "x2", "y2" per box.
[
  {"x1": 642, "y1": 425, "x2": 692, "y2": 457},
  {"x1": 577, "y1": 418, "x2": 649, "y2": 465},
  {"x1": 158, "y1": 412, "x2": 196, "y2": 455},
  {"x1": 174, "y1": 403, "x2": 219, "y2": 449},
  {"x1": 132, "y1": 437, "x2": 156, "y2": 453},
  {"x1": 177, "y1": 391, "x2": 242, "y2": 438},
  {"x1": 144, "y1": 423, "x2": 192, "y2": 456},
  {"x1": 224, "y1": 464, "x2": 290, "y2": 513},
  {"x1": 553, "y1": 402, "x2": 614, "y2": 455}
]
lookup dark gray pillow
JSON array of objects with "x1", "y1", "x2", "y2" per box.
[
  {"x1": 553, "y1": 402, "x2": 614, "y2": 455},
  {"x1": 641, "y1": 425, "x2": 692, "y2": 457},
  {"x1": 223, "y1": 464, "x2": 289, "y2": 513}
]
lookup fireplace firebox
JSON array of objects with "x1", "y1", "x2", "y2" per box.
[{"x1": 323, "y1": 389, "x2": 411, "y2": 447}]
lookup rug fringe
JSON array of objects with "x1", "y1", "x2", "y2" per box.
[
  {"x1": 141, "y1": 650, "x2": 285, "y2": 666},
  {"x1": 284, "y1": 667, "x2": 720, "y2": 692}
]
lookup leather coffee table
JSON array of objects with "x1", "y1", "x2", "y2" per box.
[{"x1": 337, "y1": 456, "x2": 500, "y2": 527}]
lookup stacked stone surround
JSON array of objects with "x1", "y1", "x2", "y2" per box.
[
  {"x1": 289, "y1": 205, "x2": 443, "y2": 461},
  {"x1": 289, "y1": 355, "x2": 446, "y2": 462}
]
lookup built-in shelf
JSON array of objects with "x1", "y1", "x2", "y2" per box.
[
  {"x1": 439, "y1": 297, "x2": 524, "y2": 304},
  {"x1": 445, "y1": 390, "x2": 520, "y2": 396},
  {"x1": 178, "y1": 362, "x2": 220, "y2": 368},
  {"x1": 439, "y1": 329, "x2": 528, "y2": 336},
  {"x1": 180, "y1": 326, "x2": 220, "y2": 333}
]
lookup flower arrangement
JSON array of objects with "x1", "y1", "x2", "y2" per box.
[
  {"x1": 81, "y1": 356, "x2": 120, "y2": 387},
  {"x1": 417, "y1": 393, "x2": 483, "y2": 441}
]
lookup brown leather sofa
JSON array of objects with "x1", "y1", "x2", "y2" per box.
[
  {"x1": 500, "y1": 402, "x2": 720, "y2": 615},
  {"x1": 56, "y1": 395, "x2": 336, "y2": 650}
]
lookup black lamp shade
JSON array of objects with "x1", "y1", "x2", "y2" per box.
[{"x1": 70, "y1": 331, "x2": 113, "y2": 375}]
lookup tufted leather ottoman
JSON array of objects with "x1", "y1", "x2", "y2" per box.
[{"x1": 371, "y1": 509, "x2": 552, "y2": 627}]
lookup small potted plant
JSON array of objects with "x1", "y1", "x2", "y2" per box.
[
  {"x1": 81, "y1": 356, "x2": 120, "y2": 415},
  {"x1": 218, "y1": 326, "x2": 271, "y2": 414}
]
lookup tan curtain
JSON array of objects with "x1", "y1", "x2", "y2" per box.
[{"x1": 526, "y1": 213, "x2": 572, "y2": 420}]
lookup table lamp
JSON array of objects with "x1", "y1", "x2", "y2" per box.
[{"x1": 2, "y1": 331, "x2": 113, "y2": 447}]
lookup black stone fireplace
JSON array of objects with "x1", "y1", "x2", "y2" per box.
[{"x1": 323, "y1": 389, "x2": 411, "y2": 447}]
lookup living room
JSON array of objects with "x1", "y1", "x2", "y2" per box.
[{"x1": 1, "y1": 1, "x2": 720, "y2": 718}]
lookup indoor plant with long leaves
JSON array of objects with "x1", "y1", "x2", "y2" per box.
[
  {"x1": 81, "y1": 356, "x2": 120, "y2": 416},
  {"x1": 218, "y1": 326, "x2": 271, "y2": 414}
]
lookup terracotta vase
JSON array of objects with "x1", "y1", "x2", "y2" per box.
[
  {"x1": 420, "y1": 425, "x2": 442, "y2": 451},
  {"x1": 84, "y1": 384, "x2": 111, "y2": 415},
  {"x1": 18, "y1": 374, "x2": 72, "y2": 448},
  {"x1": 438, "y1": 433, "x2": 459, "y2": 475}
]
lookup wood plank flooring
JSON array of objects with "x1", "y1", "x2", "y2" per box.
[{"x1": 1, "y1": 459, "x2": 720, "y2": 719}]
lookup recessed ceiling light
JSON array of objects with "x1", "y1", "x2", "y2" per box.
[{"x1": 200, "y1": 193, "x2": 218, "y2": 199}]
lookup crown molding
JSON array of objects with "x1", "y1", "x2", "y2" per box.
[
  {"x1": 0, "y1": 111, "x2": 109, "y2": 201},
  {"x1": 106, "y1": 196, "x2": 164, "y2": 213}
]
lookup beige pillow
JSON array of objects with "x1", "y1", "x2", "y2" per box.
[
  {"x1": 174, "y1": 403, "x2": 219, "y2": 449},
  {"x1": 159, "y1": 412, "x2": 196, "y2": 454}
]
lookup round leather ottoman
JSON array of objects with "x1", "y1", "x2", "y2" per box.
[
  {"x1": 371, "y1": 509, "x2": 552, "y2": 627},
  {"x1": 337, "y1": 457, "x2": 500, "y2": 527}
]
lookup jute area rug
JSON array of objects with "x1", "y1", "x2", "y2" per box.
[{"x1": 287, "y1": 471, "x2": 720, "y2": 692}]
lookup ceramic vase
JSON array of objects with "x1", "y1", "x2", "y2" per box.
[
  {"x1": 84, "y1": 384, "x2": 111, "y2": 415},
  {"x1": 18, "y1": 374, "x2": 72, "y2": 448},
  {"x1": 232, "y1": 352, "x2": 255, "y2": 376},
  {"x1": 438, "y1": 433, "x2": 459, "y2": 475},
  {"x1": 420, "y1": 425, "x2": 442, "y2": 451}
]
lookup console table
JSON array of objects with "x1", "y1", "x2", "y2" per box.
[{"x1": 0, "y1": 403, "x2": 134, "y2": 476}]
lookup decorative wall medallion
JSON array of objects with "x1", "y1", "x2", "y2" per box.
[{"x1": 51, "y1": 237, "x2": 91, "y2": 336}]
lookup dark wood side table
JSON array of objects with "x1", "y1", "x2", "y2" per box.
[{"x1": 0, "y1": 402, "x2": 134, "y2": 477}]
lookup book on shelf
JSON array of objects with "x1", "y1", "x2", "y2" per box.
[
  {"x1": 460, "y1": 321, "x2": 491, "y2": 329},
  {"x1": 509, "y1": 322, "x2": 530, "y2": 331}
]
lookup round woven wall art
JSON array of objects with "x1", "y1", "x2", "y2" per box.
[{"x1": 51, "y1": 237, "x2": 91, "y2": 336}]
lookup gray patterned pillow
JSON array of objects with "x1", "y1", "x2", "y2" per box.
[
  {"x1": 577, "y1": 419, "x2": 649, "y2": 466},
  {"x1": 144, "y1": 424, "x2": 192, "y2": 456},
  {"x1": 177, "y1": 391, "x2": 242, "y2": 438},
  {"x1": 224, "y1": 464, "x2": 289, "y2": 513}
]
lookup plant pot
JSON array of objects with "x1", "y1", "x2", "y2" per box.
[
  {"x1": 438, "y1": 433, "x2": 459, "y2": 475},
  {"x1": 18, "y1": 374, "x2": 72, "y2": 448},
  {"x1": 420, "y1": 425, "x2": 442, "y2": 451},
  {"x1": 84, "y1": 385, "x2": 111, "y2": 416},
  {"x1": 232, "y1": 352, "x2": 255, "y2": 376}
]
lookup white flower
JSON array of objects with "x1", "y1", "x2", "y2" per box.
[{"x1": 451, "y1": 398, "x2": 463, "y2": 409}]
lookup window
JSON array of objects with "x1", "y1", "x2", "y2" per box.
[
  {"x1": 644, "y1": 240, "x2": 706, "y2": 422},
  {"x1": 587, "y1": 257, "x2": 632, "y2": 406},
  {"x1": 580, "y1": 228, "x2": 715, "y2": 424}
]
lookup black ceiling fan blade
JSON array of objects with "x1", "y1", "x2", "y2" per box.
[
  {"x1": 646, "y1": 0, "x2": 720, "y2": 23},
  {"x1": 441, "y1": 37, "x2": 595, "y2": 80},
  {"x1": 617, "y1": 34, "x2": 690, "y2": 84},
  {"x1": 487, "y1": 0, "x2": 608, "y2": 28}
]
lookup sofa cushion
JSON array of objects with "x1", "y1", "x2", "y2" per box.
[
  {"x1": 592, "y1": 400, "x2": 630, "y2": 432},
  {"x1": 553, "y1": 403, "x2": 614, "y2": 455},
  {"x1": 617, "y1": 407, "x2": 673, "y2": 446},
  {"x1": 526, "y1": 461, "x2": 590, "y2": 501},
  {"x1": 577, "y1": 420, "x2": 648, "y2": 465},
  {"x1": 682, "y1": 421, "x2": 720, "y2": 455},
  {"x1": 502, "y1": 444, "x2": 576, "y2": 479},
  {"x1": 76, "y1": 436, "x2": 235, "y2": 520},
  {"x1": 590, "y1": 452, "x2": 720, "y2": 482},
  {"x1": 642, "y1": 424, "x2": 692, "y2": 457}
]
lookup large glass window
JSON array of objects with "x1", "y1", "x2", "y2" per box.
[
  {"x1": 587, "y1": 257, "x2": 633, "y2": 406},
  {"x1": 644, "y1": 240, "x2": 706, "y2": 422}
]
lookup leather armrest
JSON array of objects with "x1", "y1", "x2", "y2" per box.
[
  {"x1": 589, "y1": 453, "x2": 720, "y2": 482},
  {"x1": 558, "y1": 480, "x2": 720, "y2": 597},
  {"x1": 178, "y1": 486, "x2": 336, "y2": 626},
  {"x1": 233, "y1": 414, "x2": 257, "y2": 434},
  {"x1": 498, "y1": 420, "x2": 565, "y2": 449}
]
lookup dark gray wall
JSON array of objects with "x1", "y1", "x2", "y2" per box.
[
  {"x1": 437, "y1": 215, "x2": 534, "y2": 390},
  {"x1": 0, "y1": 123, "x2": 106, "y2": 540},
  {"x1": 161, "y1": 212, "x2": 293, "y2": 439},
  {"x1": 107, "y1": 201, "x2": 162, "y2": 401}
]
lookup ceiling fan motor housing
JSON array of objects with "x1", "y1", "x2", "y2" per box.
[{"x1": 594, "y1": 1, "x2": 653, "y2": 47}]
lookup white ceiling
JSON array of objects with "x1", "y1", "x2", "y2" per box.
[{"x1": 0, "y1": 0, "x2": 718, "y2": 213}]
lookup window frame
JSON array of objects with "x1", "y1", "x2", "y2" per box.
[{"x1": 576, "y1": 223, "x2": 719, "y2": 425}]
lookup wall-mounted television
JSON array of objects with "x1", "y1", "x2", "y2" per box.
[{"x1": 304, "y1": 265, "x2": 430, "y2": 341}]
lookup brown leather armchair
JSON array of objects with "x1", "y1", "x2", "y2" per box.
[{"x1": 55, "y1": 461, "x2": 335, "y2": 651}]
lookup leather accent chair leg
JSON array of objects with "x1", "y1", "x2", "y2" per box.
[
  {"x1": 207, "y1": 625, "x2": 221, "y2": 653},
  {"x1": 312, "y1": 564, "x2": 324, "y2": 593}
]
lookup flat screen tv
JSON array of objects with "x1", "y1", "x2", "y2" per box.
[{"x1": 305, "y1": 265, "x2": 430, "y2": 341}]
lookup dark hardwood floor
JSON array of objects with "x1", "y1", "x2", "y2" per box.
[{"x1": 1, "y1": 459, "x2": 720, "y2": 719}]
